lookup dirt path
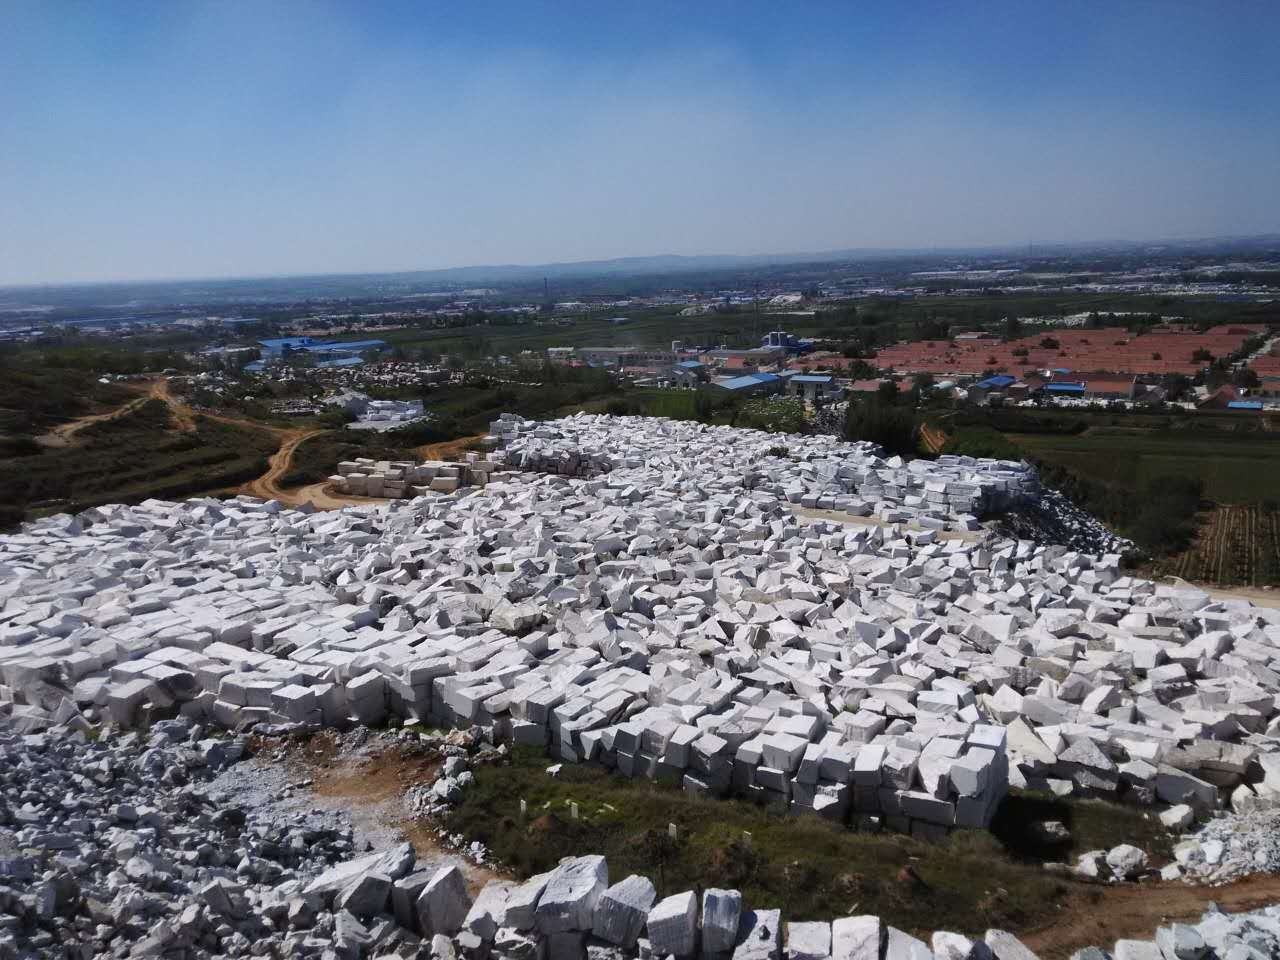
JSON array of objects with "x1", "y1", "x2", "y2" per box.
[
  {"x1": 147, "y1": 378, "x2": 198, "y2": 432},
  {"x1": 288, "y1": 481, "x2": 389, "y2": 510},
  {"x1": 35, "y1": 382, "x2": 155, "y2": 447},
  {"x1": 1024, "y1": 874, "x2": 1280, "y2": 959},
  {"x1": 237, "y1": 428, "x2": 327, "y2": 503},
  {"x1": 415, "y1": 434, "x2": 485, "y2": 461},
  {"x1": 143, "y1": 379, "x2": 332, "y2": 507},
  {"x1": 919, "y1": 423, "x2": 948, "y2": 454}
]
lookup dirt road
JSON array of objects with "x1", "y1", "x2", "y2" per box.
[
  {"x1": 415, "y1": 434, "x2": 485, "y2": 462},
  {"x1": 919, "y1": 422, "x2": 948, "y2": 454},
  {"x1": 147, "y1": 378, "x2": 198, "y2": 431},
  {"x1": 236, "y1": 428, "x2": 326, "y2": 503},
  {"x1": 144, "y1": 380, "x2": 331, "y2": 506}
]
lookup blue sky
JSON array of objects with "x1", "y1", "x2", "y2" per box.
[{"x1": 2, "y1": 1, "x2": 1278, "y2": 284}]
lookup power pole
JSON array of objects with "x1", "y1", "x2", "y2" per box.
[{"x1": 753, "y1": 281, "x2": 761, "y2": 346}]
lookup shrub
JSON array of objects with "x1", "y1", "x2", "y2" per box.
[
  {"x1": 844, "y1": 400, "x2": 917, "y2": 456},
  {"x1": 737, "y1": 396, "x2": 809, "y2": 434}
]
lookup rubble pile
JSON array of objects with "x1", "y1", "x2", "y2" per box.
[
  {"x1": 1172, "y1": 806, "x2": 1280, "y2": 883},
  {"x1": 1101, "y1": 903, "x2": 1280, "y2": 960},
  {"x1": 491, "y1": 413, "x2": 1041, "y2": 529},
  {"x1": 0, "y1": 719, "x2": 373, "y2": 958},
  {"x1": 993, "y1": 488, "x2": 1132, "y2": 557}
]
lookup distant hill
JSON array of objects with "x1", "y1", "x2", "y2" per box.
[{"x1": 2, "y1": 234, "x2": 1278, "y2": 310}]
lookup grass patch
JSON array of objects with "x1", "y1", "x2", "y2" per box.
[{"x1": 439, "y1": 748, "x2": 1162, "y2": 938}]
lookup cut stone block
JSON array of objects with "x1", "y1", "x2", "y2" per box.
[
  {"x1": 591, "y1": 874, "x2": 656, "y2": 947},
  {"x1": 417, "y1": 865, "x2": 472, "y2": 937},
  {"x1": 536, "y1": 855, "x2": 609, "y2": 934},
  {"x1": 832, "y1": 916, "x2": 882, "y2": 960},
  {"x1": 647, "y1": 890, "x2": 698, "y2": 958},
  {"x1": 702, "y1": 888, "x2": 743, "y2": 954}
]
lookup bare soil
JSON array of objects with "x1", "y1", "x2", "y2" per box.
[
  {"x1": 263, "y1": 731, "x2": 501, "y2": 894},
  {"x1": 236, "y1": 428, "x2": 327, "y2": 503},
  {"x1": 1024, "y1": 874, "x2": 1280, "y2": 959},
  {"x1": 415, "y1": 435, "x2": 486, "y2": 462}
]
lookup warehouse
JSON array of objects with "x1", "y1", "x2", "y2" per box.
[{"x1": 712, "y1": 371, "x2": 784, "y2": 395}]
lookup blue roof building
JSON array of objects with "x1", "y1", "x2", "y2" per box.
[
  {"x1": 1045, "y1": 381, "x2": 1086, "y2": 395},
  {"x1": 717, "y1": 371, "x2": 784, "y2": 393},
  {"x1": 306, "y1": 339, "x2": 386, "y2": 354},
  {"x1": 257, "y1": 336, "x2": 386, "y2": 359},
  {"x1": 973, "y1": 374, "x2": 1016, "y2": 390},
  {"x1": 1227, "y1": 400, "x2": 1263, "y2": 411}
]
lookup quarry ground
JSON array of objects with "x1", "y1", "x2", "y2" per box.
[{"x1": 247, "y1": 731, "x2": 1280, "y2": 960}]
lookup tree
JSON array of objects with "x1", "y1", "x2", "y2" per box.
[
  {"x1": 877, "y1": 380, "x2": 900, "y2": 405},
  {"x1": 736, "y1": 395, "x2": 809, "y2": 434},
  {"x1": 915, "y1": 317, "x2": 950, "y2": 341},
  {"x1": 1039, "y1": 336, "x2": 1060, "y2": 349},
  {"x1": 1160, "y1": 373, "x2": 1192, "y2": 401},
  {"x1": 1192, "y1": 348, "x2": 1213, "y2": 363},
  {"x1": 1004, "y1": 315, "x2": 1023, "y2": 340},
  {"x1": 1233, "y1": 367, "x2": 1261, "y2": 389},
  {"x1": 844, "y1": 400, "x2": 917, "y2": 457}
]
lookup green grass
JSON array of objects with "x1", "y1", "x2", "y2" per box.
[
  {"x1": 1008, "y1": 428, "x2": 1280, "y2": 504},
  {"x1": 443, "y1": 748, "x2": 1166, "y2": 939}
]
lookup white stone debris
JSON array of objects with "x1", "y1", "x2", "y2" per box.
[{"x1": 2, "y1": 410, "x2": 1280, "y2": 850}]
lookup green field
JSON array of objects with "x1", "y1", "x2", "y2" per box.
[{"x1": 1008, "y1": 427, "x2": 1280, "y2": 504}]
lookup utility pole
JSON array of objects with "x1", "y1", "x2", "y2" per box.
[{"x1": 753, "y1": 280, "x2": 761, "y2": 347}]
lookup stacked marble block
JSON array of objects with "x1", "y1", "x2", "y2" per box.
[{"x1": 331, "y1": 457, "x2": 505, "y2": 497}]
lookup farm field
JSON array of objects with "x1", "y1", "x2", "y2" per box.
[
  {"x1": 1006, "y1": 426, "x2": 1280, "y2": 504},
  {"x1": 1158, "y1": 504, "x2": 1280, "y2": 587}
]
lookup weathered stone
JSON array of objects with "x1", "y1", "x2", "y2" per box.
[{"x1": 591, "y1": 875, "x2": 656, "y2": 947}]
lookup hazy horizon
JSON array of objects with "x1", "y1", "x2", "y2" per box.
[{"x1": 3, "y1": 1, "x2": 1279, "y2": 286}]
